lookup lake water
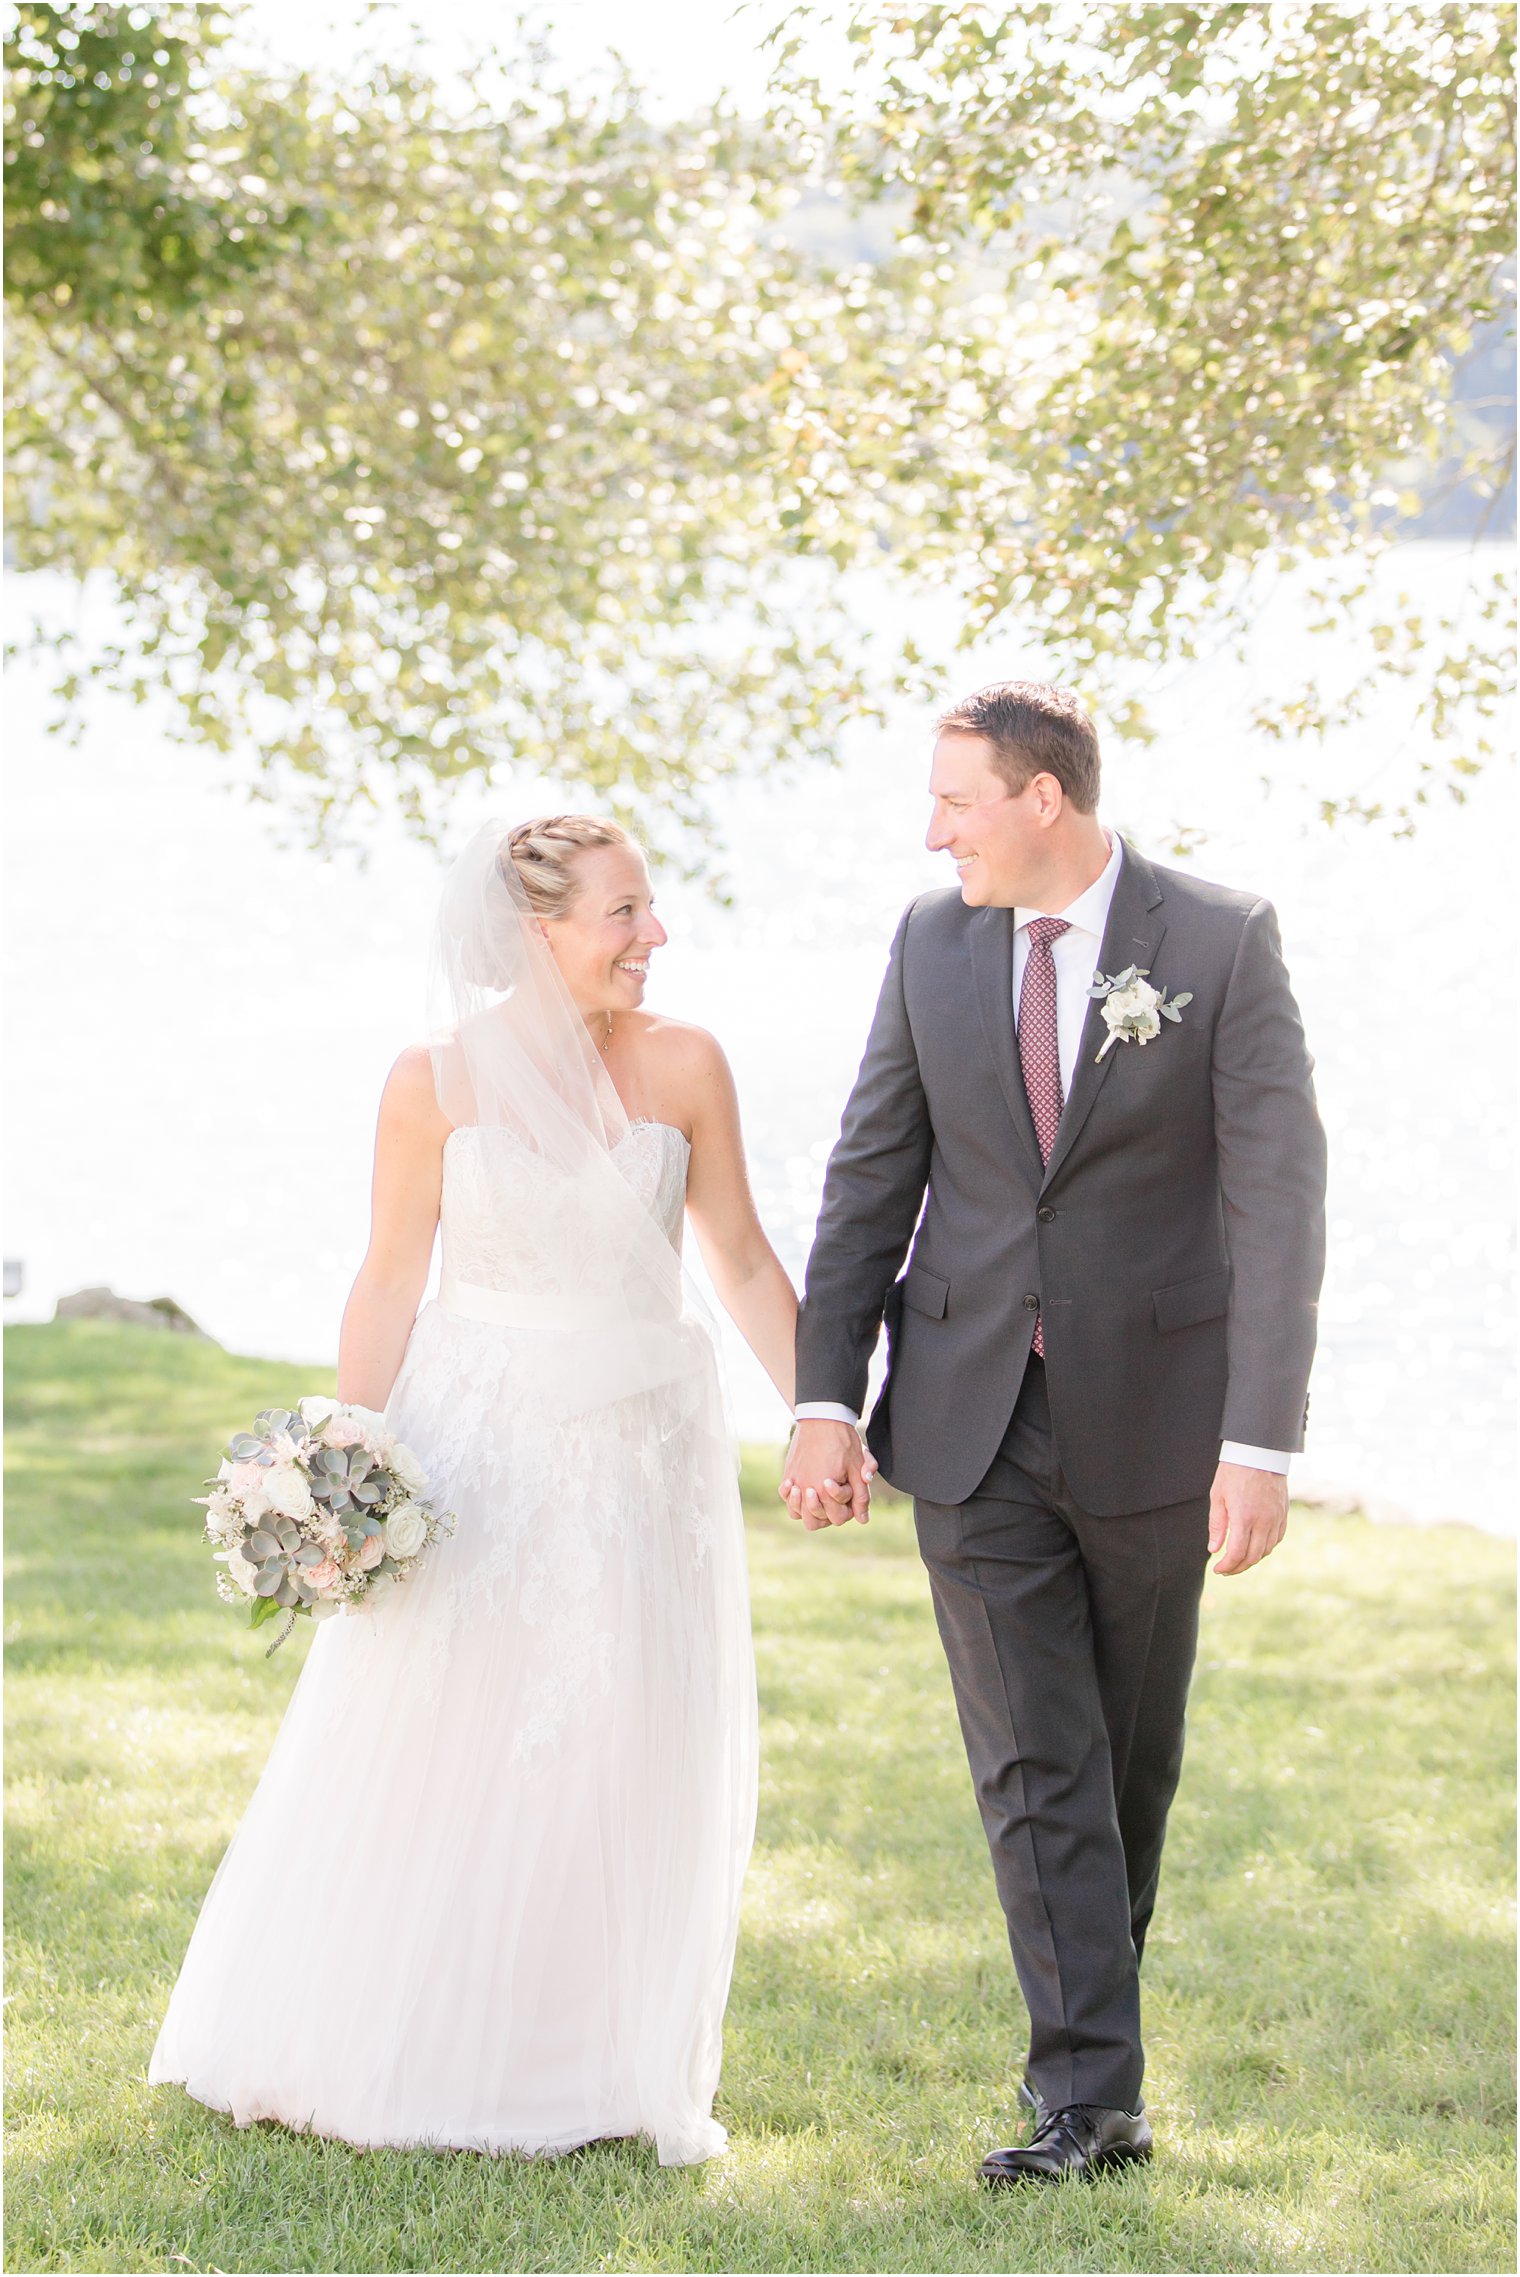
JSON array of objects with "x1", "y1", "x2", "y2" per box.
[{"x1": 4, "y1": 546, "x2": 1514, "y2": 1532}]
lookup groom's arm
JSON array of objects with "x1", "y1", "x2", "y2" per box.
[
  {"x1": 1209, "y1": 897, "x2": 1327, "y2": 1568},
  {"x1": 796, "y1": 902, "x2": 934, "y2": 1418}
]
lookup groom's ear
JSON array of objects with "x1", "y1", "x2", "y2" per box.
[{"x1": 1027, "y1": 771, "x2": 1066, "y2": 825}]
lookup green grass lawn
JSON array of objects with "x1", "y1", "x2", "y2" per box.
[{"x1": 5, "y1": 1320, "x2": 1515, "y2": 2274}]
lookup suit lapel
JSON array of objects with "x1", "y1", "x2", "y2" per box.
[
  {"x1": 969, "y1": 904, "x2": 1044, "y2": 1180},
  {"x1": 1040, "y1": 838, "x2": 1168, "y2": 1190}
]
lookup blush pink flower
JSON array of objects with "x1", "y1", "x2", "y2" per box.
[
  {"x1": 355, "y1": 1533, "x2": 385, "y2": 1573},
  {"x1": 324, "y1": 1419, "x2": 365, "y2": 1449},
  {"x1": 227, "y1": 1460, "x2": 267, "y2": 1499},
  {"x1": 303, "y1": 1557, "x2": 342, "y2": 1594}
]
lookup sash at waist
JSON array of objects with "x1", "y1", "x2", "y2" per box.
[{"x1": 437, "y1": 1271, "x2": 677, "y2": 1333}]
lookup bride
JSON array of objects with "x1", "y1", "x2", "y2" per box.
[{"x1": 149, "y1": 813, "x2": 811, "y2": 2165}]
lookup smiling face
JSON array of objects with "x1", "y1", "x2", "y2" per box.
[
  {"x1": 925, "y1": 730, "x2": 1061, "y2": 908},
  {"x1": 539, "y1": 843, "x2": 667, "y2": 1017}
]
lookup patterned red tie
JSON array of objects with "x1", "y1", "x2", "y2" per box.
[{"x1": 1017, "y1": 916, "x2": 1070, "y2": 1355}]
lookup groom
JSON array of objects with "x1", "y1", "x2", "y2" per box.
[{"x1": 782, "y1": 681, "x2": 1326, "y2": 2185}]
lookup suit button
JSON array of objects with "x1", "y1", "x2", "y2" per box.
[
  {"x1": 1037, "y1": 1207, "x2": 1056, "y2": 1223},
  {"x1": 1022, "y1": 1293, "x2": 1039, "y2": 1310}
]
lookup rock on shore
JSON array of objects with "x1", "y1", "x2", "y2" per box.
[{"x1": 53, "y1": 1286, "x2": 209, "y2": 1338}]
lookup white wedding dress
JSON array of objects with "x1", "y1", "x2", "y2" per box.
[{"x1": 149, "y1": 1120, "x2": 758, "y2": 2166}]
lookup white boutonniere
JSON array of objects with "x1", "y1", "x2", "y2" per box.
[{"x1": 1087, "y1": 965, "x2": 1193, "y2": 1062}]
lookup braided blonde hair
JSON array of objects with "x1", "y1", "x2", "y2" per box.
[{"x1": 500, "y1": 814, "x2": 636, "y2": 920}]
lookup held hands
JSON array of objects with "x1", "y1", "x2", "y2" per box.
[
  {"x1": 1208, "y1": 1461, "x2": 1289, "y2": 1575},
  {"x1": 780, "y1": 1418, "x2": 878, "y2": 1530}
]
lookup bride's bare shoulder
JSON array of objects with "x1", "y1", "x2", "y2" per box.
[
  {"x1": 625, "y1": 1011, "x2": 729, "y2": 1077},
  {"x1": 622, "y1": 1014, "x2": 736, "y2": 1141},
  {"x1": 378, "y1": 1044, "x2": 451, "y2": 1144}
]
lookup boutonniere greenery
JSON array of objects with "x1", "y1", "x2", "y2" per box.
[{"x1": 1088, "y1": 966, "x2": 1193, "y2": 1061}]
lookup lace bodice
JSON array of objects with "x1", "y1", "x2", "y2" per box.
[{"x1": 440, "y1": 1120, "x2": 691, "y2": 1298}]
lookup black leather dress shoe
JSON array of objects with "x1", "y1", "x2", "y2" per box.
[{"x1": 980, "y1": 2102, "x2": 1152, "y2": 2186}]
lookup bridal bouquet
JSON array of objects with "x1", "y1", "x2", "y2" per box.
[{"x1": 196, "y1": 1397, "x2": 455, "y2": 1653}]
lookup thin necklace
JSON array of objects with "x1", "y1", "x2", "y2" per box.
[{"x1": 597, "y1": 1013, "x2": 613, "y2": 1055}]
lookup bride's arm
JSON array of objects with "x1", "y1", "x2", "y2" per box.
[
  {"x1": 336, "y1": 1047, "x2": 451, "y2": 1409},
  {"x1": 678, "y1": 1030, "x2": 798, "y2": 1410}
]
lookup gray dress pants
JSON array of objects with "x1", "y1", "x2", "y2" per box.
[{"x1": 913, "y1": 1354, "x2": 1210, "y2": 2112}]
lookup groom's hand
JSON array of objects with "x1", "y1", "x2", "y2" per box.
[
  {"x1": 780, "y1": 1419, "x2": 875, "y2": 1529},
  {"x1": 1208, "y1": 1462, "x2": 1289, "y2": 1575}
]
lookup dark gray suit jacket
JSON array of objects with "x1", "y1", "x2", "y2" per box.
[{"x1": 796, "y1": 840, "x2": 1327, "y2": 1515}]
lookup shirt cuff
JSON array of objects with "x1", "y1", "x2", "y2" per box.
[
  {"x1": 793, "y1": 1403, "x2": 862, "y2": 1428},
  {"x1": 1219, "y1": 1440, "x2": 1292, "y2": 1476}
]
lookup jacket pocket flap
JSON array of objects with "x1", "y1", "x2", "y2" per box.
[
  {"x1": 1153, "y1": 1268, "x2": 1230, "y2": 1333},
  {"x1": 902, "y1": 1264, "x2": 949, "y2": 1319}
]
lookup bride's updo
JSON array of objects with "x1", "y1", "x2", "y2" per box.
[{"x1": 501, "y1": 814, "x2": 635, "y2": 920}]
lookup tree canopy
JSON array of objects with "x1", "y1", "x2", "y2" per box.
[
  {"x1": 5, "y1": 2, "x2": 906, "y2": 848},
  {"x1": 764, "y1": 0, "x2": 1515, "y2": 825},
  {"x1": 6, "y1": 1, "x2": 1514, "y2": 842}
]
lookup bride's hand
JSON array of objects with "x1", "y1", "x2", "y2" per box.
[{"x1": 780, "y1": 1420, "x2": 875, "y2": 1529}]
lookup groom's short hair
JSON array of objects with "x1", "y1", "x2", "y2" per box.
[{"x1": 937, "y1": 681, "x2": 1101, "y2": 811}]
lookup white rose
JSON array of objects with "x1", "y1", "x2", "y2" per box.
[
  {"x1": 225, "y1": 1544, "x2": 261, "y2": 1597},
  {"x1": 1106, "y1": 980, "x2": 1159, "y2": 1021},
  {"x1": 347, "y1": 1403, "x2": 394, "y2": 1458},
  {"x1": 299, "y1": 1395, "x2": 338, "y2": 1428},
  {"x1": 388, "y1": 1441, "x2": 429, "y2": 1496},
  {"x1": 383, "y1": 1503, "x2": 429, "y2": 1561},
  {"x1": 262, "y1": 1462, "x2": 314, "y2": 1521},
  {"x1": 1130, "y1": 1005, "x2": 1161, "y2": 1041}
]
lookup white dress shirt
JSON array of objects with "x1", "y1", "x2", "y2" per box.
[{"x1": 796, "y1": 830, "x2": 1292, "y2": 1477}]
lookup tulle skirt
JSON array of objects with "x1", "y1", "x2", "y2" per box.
[{"x1": 148, "y1": 1299, "x2": 759, "y2": 2164}]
